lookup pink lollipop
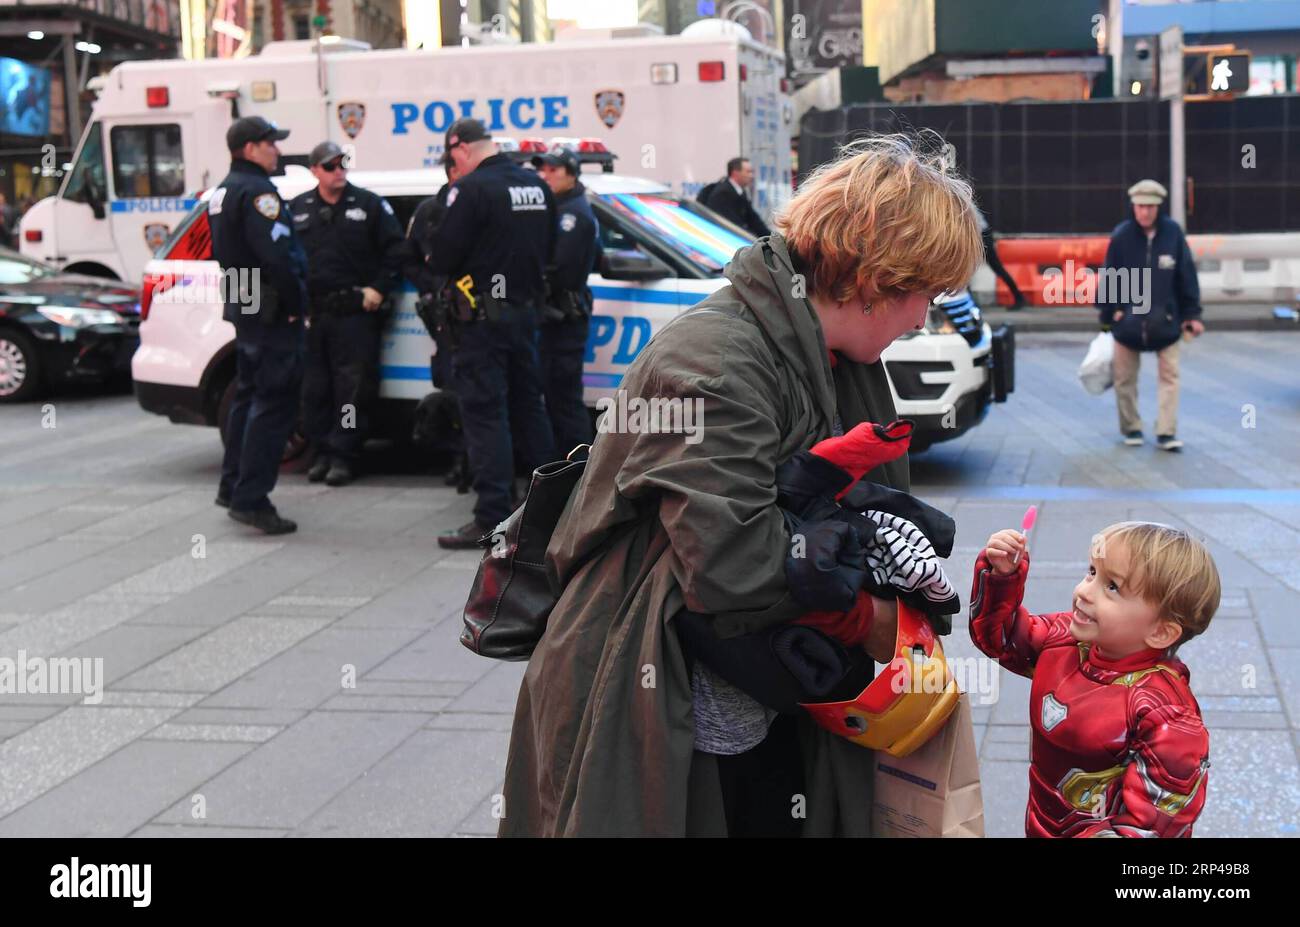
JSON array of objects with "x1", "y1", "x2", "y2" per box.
[{"x1": 1013, "y1": 505, "x2": 1037, "y2": 565}]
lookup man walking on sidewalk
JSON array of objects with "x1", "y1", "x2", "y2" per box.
[{"x1": 1098, "y1": 179, "x2": 1204, "y2": 452}]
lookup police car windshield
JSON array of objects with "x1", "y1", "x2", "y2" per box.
[{"x1": 598, "y1": 193, "x2": 753, "y2": 274}]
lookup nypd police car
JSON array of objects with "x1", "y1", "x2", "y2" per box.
[{"x1": 132, "y1": 161, "x2": 1011, "y2": 453}]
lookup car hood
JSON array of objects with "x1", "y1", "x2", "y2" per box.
[{"x1": 0, "y1": 274, "x2": 141, "y2": 315}]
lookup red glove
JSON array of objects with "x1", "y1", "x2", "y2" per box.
[
  {"x1": 809, "y1": 420, "x2": 913, "y2": 499},
  {"x1": 794, "y1": 589, "x2": 875, "y2": 647}
]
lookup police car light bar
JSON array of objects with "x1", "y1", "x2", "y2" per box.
[
  {"x1": 518, "y1": 138, "x2": 548, "y2": 153},
  {"x1": 577, "y1": 139, "x2": 608, "y2": 153}
]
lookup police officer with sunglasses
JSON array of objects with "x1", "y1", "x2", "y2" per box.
[{"x1": 290, "y1": 141, "x2": 404, "y2": 486}]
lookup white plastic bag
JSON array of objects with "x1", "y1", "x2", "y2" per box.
[{"x1": 1078, "y1": 331, "x2": 1114, "y2": 395}]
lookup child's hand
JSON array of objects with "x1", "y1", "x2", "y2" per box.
[{"x1": 985, "y1": 529, "x2": 1027, "y2": 575}]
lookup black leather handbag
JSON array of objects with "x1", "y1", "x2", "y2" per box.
[{"x1": 459, "y1": 446, "x2": 588, "y2": 661}]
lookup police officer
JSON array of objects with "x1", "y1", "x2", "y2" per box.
[
  {"x1": 532, "y1": 144, "x2": 599, "y2": 456},
  {"x1": 428, "y1": 118, "x2": 558, "y2": 549},
  {"x1": 403, "y1": 153, "x2": 460, "y2": 386},
  {"x1": 291, "y1": 141, "x2": 404, "y2": 486},
  {"x1": 212, "y1": 116, "x2": 308, "y2": 536}
]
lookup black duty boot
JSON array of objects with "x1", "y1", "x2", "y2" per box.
[
  {"x1": 229, "y1": 507, "x2": 298, "y2": 535},
  {"x1": 324, "y1": 459, "x2": 355, "y2": 487},
  {"x1": 437, "y1": 519, "x2": 493, "y2": 551},
  {"x1": 307, "y1": 455, "x2": 331, "y2": 483}
]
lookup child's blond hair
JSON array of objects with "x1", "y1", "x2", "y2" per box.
[{"x1": 1093, "y1": 522, "x2": 1221, "y2": 646}]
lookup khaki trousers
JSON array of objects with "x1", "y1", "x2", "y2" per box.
[{"x1": 1112, "y1": 339, "x2": 1181, "y2": 436}]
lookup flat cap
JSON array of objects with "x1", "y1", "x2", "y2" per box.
[{"x1": 1127, "y1": 179, "x2": 1168, "y2": 205}]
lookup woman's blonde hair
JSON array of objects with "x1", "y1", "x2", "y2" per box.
[
  {"x1": 774, "y1": 134, "x2": 983, "y2": 303},
  {"x1": 1094, "y1": 521, "x2": 1221, "y2": 647}
]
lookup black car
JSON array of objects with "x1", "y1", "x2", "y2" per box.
[{"x1": 0, "y1": 249, "x2": 141, "y2": 402}]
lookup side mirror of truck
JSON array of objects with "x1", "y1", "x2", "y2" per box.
[{"x1": 600, "y1": 248, "x2": 671, "y2": 282}]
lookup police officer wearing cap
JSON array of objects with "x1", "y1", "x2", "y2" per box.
[
  {"x1": 291, "y1": 141, "x2": 404, "y2": 486},
  {"x1": 532, "y1": 144, "x2": 599, "y2": 455},
  {"x1": 402, "y1": 152, "x2": 460, "y2": 386},
  {"x1": 211, "y1": 115, "x2": 308, "y2": 536},
  {"x1": 428, "y1": 118, "x2": 558, "y2": 549}
]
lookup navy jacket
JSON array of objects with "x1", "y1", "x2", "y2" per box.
[
  {"x1": 289, "y1": 182, "x2": 404, "y2": 297},
  {"x1": 548, "y1": 181, "x2": 600, "y2": 309},
  {"x1": 208, "y1": 159, "x2": 308, "y2": 326},
  {"x1": 1097, "y1": 213, "x2": 1201, "y2": 352},
  {"x1": 428, "y1": 152, "x2": 556, "y2": 306}
]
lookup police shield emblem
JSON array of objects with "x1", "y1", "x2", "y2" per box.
[
  {"x1": 143, "y1": 223, "x2": 169, "y2": 253},
  {"x1": 338, "y1": 101, "x2": 366, "y2": 139},
  {"x1": 594, "y1": 90, "x2": 625, "y2": 129}
]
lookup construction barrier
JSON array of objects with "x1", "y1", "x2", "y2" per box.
[{"x1": 987, "y1": 233, "x2": 1300, "y2": 306}]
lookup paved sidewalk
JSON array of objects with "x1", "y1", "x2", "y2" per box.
[{"x1": 1, "y1": 331, "x2": 1297, "y2": 837}]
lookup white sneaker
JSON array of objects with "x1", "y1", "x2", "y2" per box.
[
  {"x1": 1123, "y1": 431, "x2": 1144, "y2": 447},
  {"x1": 1156, "y1": 435, "x2": 1184, "y2": 452}
]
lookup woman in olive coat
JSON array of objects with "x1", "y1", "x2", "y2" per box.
[{"x1": 499, "y1": 136, "x2": 984, "y2": 836}]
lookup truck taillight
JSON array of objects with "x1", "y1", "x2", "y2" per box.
[
  {"x1": 140, "y1": 272, "x2": 176, "y2": 321},
  {"x1": 146, "y1": 86, "x2": 169, "y2": 108},
  {"x1": 698, "y1": 61, "x2": 725, "y2": 82},
  {"x1": 24, "y1": 229, "x2": 42, "y2": 242},
  {"x1": 739, "y1": 64, "x2": 747, "y2": 82}
]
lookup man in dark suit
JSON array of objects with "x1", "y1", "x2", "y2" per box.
[{"x1": 700, "y1": 157, "x2": 770, "y2": 238}]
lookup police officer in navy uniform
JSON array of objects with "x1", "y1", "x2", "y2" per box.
[
  {"x1": 428, "y1": 118, "x2": 558, "y2": 549},
  {"x1": 291, "y1": 141, "x2": 404, "y2": 487},
  {"x1": 532, "y1": 144, "x2": 599, "y2": 456},
  {"x1": 211, "y1": 116, "x2": 308, "y2": 535}
]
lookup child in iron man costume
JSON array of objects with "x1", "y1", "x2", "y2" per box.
[{"x1": 970, "y1": 521, "x2": 1220, "y2": 837}]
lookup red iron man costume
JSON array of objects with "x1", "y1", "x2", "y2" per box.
[{"x1": 969, "y1": 553, "x2": 1210, "y2": 837}]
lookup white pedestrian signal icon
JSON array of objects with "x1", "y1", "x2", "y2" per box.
[{"x1": 1211, "y1": 58, "x2": 1232, "y2": 91}]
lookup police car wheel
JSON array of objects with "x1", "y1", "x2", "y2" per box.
[{"x1": 0, "y1": 330, "x2": 41, "y2": 403}]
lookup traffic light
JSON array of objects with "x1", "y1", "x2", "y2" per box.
[{"x1": 1208, "y1": 54, "x2": 1251, "y2": 94}]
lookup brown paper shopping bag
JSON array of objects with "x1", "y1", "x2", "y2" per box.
[{"x1": 872, "y1": 692, "x2": 984, "y2": 837}]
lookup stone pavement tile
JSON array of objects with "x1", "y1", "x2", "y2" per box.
[
  {"x1": 0, "y1": 740, "x2": 252, "y2": 837},
  {"x1": 454, "y1": 781, "x2": 508, "y2": 836},
  {"x1": 284, "y1": 545, "x2": 440, "y2": 599},
  {"x1": 246, "y1": 594, "x2": 372, "y2": 618},
  {"x1": 0, "y1": 486, "x2": 100, "y2": 529},
  {"x1": 127, "y1": 546, "x2": 338, "y2": 628},
  {"x1": 0, "y1": 720, "x2": 34, "y2": 740},
  {"x1": 335, "y1": 564, "x2": 474, "y2": 629},
  {"x1": 0, "y1": 596, "x2": 163, "y2": 658},
  {"x1": 1268, "y1": 648, "x2": 1300, "y2": 727},
  {"x1": 1250, "y1": 586, "x2": 1300, "y2": 648},
  {"x1": 364, "y1": 625, "x2": 496, "y2": 685},
  {"x1": 445, "y1": 661, "x2": 527, "y2": 714},
  {"x1": 62, "y1": 492, "x2": 215, "y2": 542},
  {"x1": 978, "y1": 760, "x2": 1030, "y2": 838},
  {"x1": 0, "y1": 505, "x2": 131, "y2": 558},
  {"x1": 1177, "y1": 619, "x2": 1275, "y2": 697},
  {"x1": 292, "y1": 728, "x2": 510, "y2": 837},
  {"x1": 117, "y1": 616, "x2": 330, "y2": 693},
  {"x1": 426, "y1": 711, "x2": 514, "y2": 732},
  {"x1": 102, "y1": 540, "x2": 280, "y2": 599},
  {"x1": 0, "y1": 538, "x2": 115, "y2": 598},
  {"x1": 1202, "y1": 711, "x2": 1289, "y2": 730},
  {"x1": 988, "y1": 671, "x2": 1033, "y2": 726},
  {"x1": 350, "y1": 680, "x2": 463, "y2": 697},
  {"x1": 146, "y1": 724, "x2": 281, "y2": 743},
  {"x1": 0, "y1": 706, "x2": 178, "y2": 819},
  {"x1": 984, "y1": 740, "x2": 1030, "y2": 762},
  {"x1": 318, "y1": 694, "x2": 451, "y2": 713},
  {"x1": 0, "y1": 704, "x2": 65, "y2": 722},
  {"x1": 199, "y1": 627, "x2": 422, "y2": 710},
  {"x1": 173, "y1": 707, "x2": 306, "y2": 727},
  {"x1": 97, "y1": 691, "x2": 204, "y2": 708},
  {"x1": 130, "y1": 824, "x2": 288, "y2": 838},
  {"x1": 59, "y1": 623, "x2": 208, "y2": 687},
  {"x1": 1195, "y1": 729, "x2": 1300, "y2": 837},
  {"x1": 150, "y1": 710, "x2": 429, "y2": 829}
]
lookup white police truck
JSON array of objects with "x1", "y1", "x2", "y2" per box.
[
  {"x1": 21, "y1": 26, "x2": 791, "y2": 284},
  {"x1": 131, "y1": 162, "x2": 1012, "y2": 454}
]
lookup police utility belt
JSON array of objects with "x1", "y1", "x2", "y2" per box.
[
  {"x1": 542, "y1": 286, "x2": 590, "y2": 324},
  {"x1": 446, "y1": 274, "x2": 511, "y2": 324},
  {"x1": 311, "y1": 286, "x2": 366, "y2": 316}
]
